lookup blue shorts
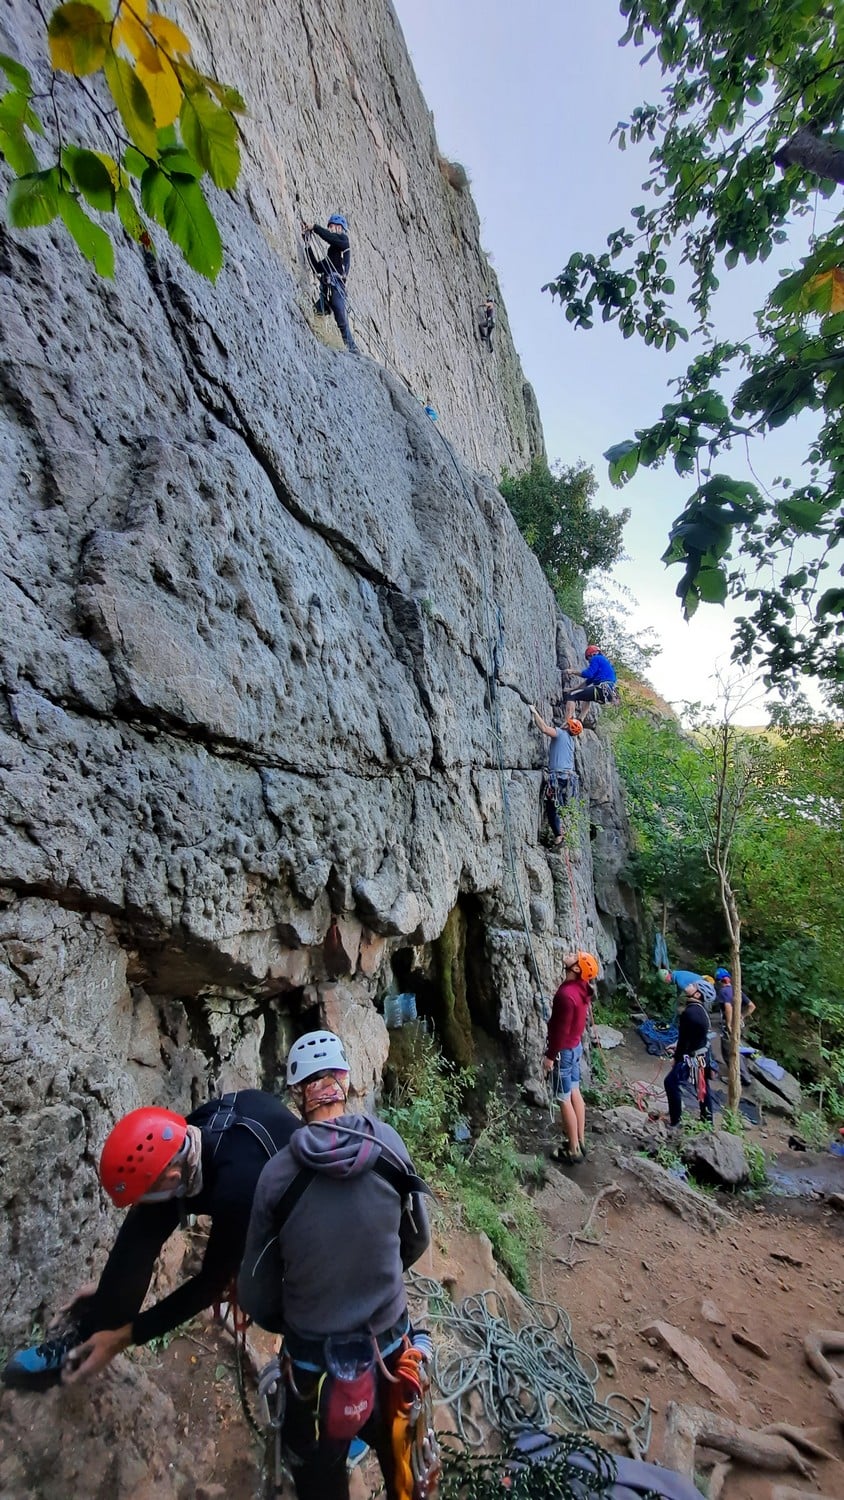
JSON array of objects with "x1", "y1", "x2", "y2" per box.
[{"x1": 552, "y1": 1042, "x2": 583, "y2": 1102}]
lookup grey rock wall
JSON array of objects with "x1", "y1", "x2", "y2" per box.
[{"x1": 0, "y1": 0, "x2": 638, "y2": 1340}]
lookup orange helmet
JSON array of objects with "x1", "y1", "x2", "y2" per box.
[
  {"x1": 584, "y1": 645, "x2": 600, "y2": 658},
  {"x1": 100, "y1": 1107, "x2": 187, "y2": 1207},
  {"x1": 575, "y1": 951, "x2": 600, "y2": 983},
  {"x1": 566, "y1": 718, "x2": 583, "y2": 736}
]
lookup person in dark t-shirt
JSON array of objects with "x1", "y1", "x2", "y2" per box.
[
  {"x1": 664, "y1": 983, "x2": 714, "y2": 1127},
  {"x1": 302, "y1": 212, "x2": 358, "y2": 352},
  {"x1": 3, "y1": 1089, "x2": 298, "y2": 1390}
]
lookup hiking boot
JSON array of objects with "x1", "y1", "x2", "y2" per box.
[{"x1": 2, "y1": 1333, "x2": 74, "y2": 1391}]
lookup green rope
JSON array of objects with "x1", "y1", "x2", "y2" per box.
[
  {"x1": 439, "y1": 1435, "x2": 664, "y2": 1500},
  {"x1": 407, "y1": 1274, "x2": 652, "y2": 1455}
]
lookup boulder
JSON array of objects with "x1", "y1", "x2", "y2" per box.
[
  {"x1": 681, "y1": 1131, "x2": 749, "y2": 1188},
  {"x1": 747, "y1": 1060, "x2": 802, "y2": 1113}
]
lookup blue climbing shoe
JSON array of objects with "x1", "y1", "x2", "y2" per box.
[{"x1": 2, "y1": 1334, "x2": 73, "y2": 1391}]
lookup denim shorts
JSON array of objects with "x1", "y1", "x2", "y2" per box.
[{"x1": 552, "y1": 1042, "x2": 583, "y2": 1102}]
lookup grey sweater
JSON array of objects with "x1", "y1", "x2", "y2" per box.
[{"x1": 237, "y1": 1113, "x2": 431, "y2": 1338}]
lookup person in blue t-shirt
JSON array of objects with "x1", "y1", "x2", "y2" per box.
[
  {"x1": 567, "y1": 645, "x2": 617, "y2": 706},
  {"x1": 715, "y1": 967, "x2": 755, "y2": 1084},
  {"x1": 530, "y1": 705, "x2": 582, "y2": 845}
]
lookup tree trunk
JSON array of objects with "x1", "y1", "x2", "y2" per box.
[{"x1": 774, "y1": 126, "x2": 844, "y2": 184}]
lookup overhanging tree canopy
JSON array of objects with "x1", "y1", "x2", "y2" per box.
[{"x1": 544, "y1": 0, "x2": 844, "y2": 688}]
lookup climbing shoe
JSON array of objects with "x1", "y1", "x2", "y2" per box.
[
  {"x1": 550, "y1": 1145, "x2": 583, "y2": 1166},
  {"x1": 2, "y1": 1333, "x2": 74, "y2": 1391}
]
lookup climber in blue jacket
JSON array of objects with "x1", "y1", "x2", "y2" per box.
[{"x1": 566, "y1": 645, "x2": 617, "y2": 705}]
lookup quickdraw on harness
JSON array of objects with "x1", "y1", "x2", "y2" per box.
[
  {"x1": 686, "y1": 1045, "x2": 710, "y2": 1111},
  {"x1": 389, "y1": 1342, "x2": 441, "y2": 1500}
]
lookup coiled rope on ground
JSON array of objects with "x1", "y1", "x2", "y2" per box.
[{"x1": 406, "y1": 1272, "x2": 652, "y2": 1456}]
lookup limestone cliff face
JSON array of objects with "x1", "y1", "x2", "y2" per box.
[{"x1": 0, "y1": 0, "x2": 638, "y2": 1341}]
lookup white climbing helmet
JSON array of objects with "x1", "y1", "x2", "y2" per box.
[{"x1": 286, "y1": 1030, "x2": 350, "y2": 1086}]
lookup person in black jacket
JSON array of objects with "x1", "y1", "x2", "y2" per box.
[
  {"x1": 2, "y1": 1090, "x2": 298, "y2": 1390},
  {"x1": 302, "y1": 213, "x2": 358, "y2": 352},
  {"x1": 663, "y1": 982, "x2": 715, "y2": 1128}
]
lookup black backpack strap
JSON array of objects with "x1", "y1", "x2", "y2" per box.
[
  {"x1": 270, "y1": 1159, "x2": 431, "y2": 1239},
  {"x1": 272, "y1": 1168, "x2": 316, "y2": 1234},
  {"x1": 203, "y1": 1092, "x2": 284, "y2": 1161},
  {"x1": 373, "y1": 1157, "x2": 433, "y2": 1200}
]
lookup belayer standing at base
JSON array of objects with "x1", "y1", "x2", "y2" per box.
[
  {"x1": 664, "y1": 982, "x2": 715, "y2": 1129},
  {"x1": 543, "y1": 951, "x2": 600, "y2": 1164},
  {"x1": 302, "y1": 213, "x2": 359, "y2": 352},
  {"x1": 239, "y1": 1030, "x2": 432, "y2": 1500},
  {"x1": 566, "y1": 644, "x2": 618, "y2": 706},
  {"x1": 2, "y1": 1089, "x2": 298, "y2": 1390}
]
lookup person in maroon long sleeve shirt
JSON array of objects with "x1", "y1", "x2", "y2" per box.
[{"x1": 542, "y1": 951, "x2": 599, "y2": 1163}]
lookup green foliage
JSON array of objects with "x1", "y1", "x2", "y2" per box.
[
  {"x1": 614, "y1": 701, "x2": 844, "y2": 1113},
  {"x1": 381, "y1": 1033, "x2": 541, "y2": 1292},
  {"x1": 1, "y1": 0, "x2": 245, "y2": 281},
  {"x1": 795, "y1": 1108, "x2": 830, "y2": 1149},
  {"x1": 544, "y1": 1, "x2": 844, "y2": 686},
  {"x1": 744, "y1": 1140, "x2": 768, "y2": 1189},
  {"x1": 500, "y1": 458, "x2": 628, "y2": 618}
]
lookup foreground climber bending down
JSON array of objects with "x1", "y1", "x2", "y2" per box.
[
  {"x1": 3, "y1": 1089, "x2": 298, "y2": 1390},
  {"x1": 543, "y1": 951, "x2": 600, "y2": 1164},
  {"x1": 239, "y1": 1030, "x2": 432, "y2": 1500}
]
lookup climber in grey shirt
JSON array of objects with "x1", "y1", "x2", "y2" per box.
[
  {"x1": 238, "y1": 1029, "x2": 431, "y2": 1500},
  {"x1": 530, "y1": 704, "x2": 582, "y2": 844}
]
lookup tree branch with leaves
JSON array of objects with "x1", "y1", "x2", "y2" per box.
[
  {"x1": 0, "y1": 0, "x2": 246, "y2": 280},
  {"x1": 544, "y1": 0, "x2": 844, "y2": 689}
]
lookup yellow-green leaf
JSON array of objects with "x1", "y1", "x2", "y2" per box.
[
  {"x1": 62, "y1": 145, "x2": 115, "y2": 209},
  {"x1": 162, "y1": 173, "x2": 222, "y2": 280},
  {"x1": 115, "y1": 182, "x2": 147, "y2": 242},
  {"x1": 103, "y1": 51, "x2": 158, "y2": 156},
  {"x1": 58, "y1": 188, "x2": 115, "y2": 275},
  {"x1": 0, "y1": 121, "x2": 40, "y2": 174},
  {"x1": 148, "y1": 14, "x2": 191, "y2": 55},
  {"x1": 137, "y1": 51, "x2": 182, "y2": 126},
  {"x1": 7, "y1": 168, "x2": 60, "y2": 227},
  {"x1": 0, "y1": 53, "x2": 33, "y2": 93},
  {"x1": 48, "y1": 3, "x2": 109, "y2": 76},
  {"x1": 205, "y1": 77, "x2": 246, "y2": 115},
  {"x1": 180, "y1": 88, "x2": 239, "y2": 189},
  {"x1": 113, "y1": 7, "x2": 158, "y2": 69}
]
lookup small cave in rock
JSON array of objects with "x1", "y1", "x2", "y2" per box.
[
  {"x1": 259, "y1": 985, "x2": 314, "y2": 1088},
  {"x1": 389, "y1": 895, "x2": 499, "y2": 1069}
]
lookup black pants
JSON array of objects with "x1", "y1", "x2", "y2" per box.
[
  {"x1": 664, "y1": 1055, "x2": 713, "y2": 1126},
  {"x1": 315, "y1": 266, "x2": 357, "y2": 351},
  {"x1": 283, "y1": 1345, "x2": 403, "y2": 1500},
  {"x1": 568, "y1": 683, "x2": 610, "y2": 703}
]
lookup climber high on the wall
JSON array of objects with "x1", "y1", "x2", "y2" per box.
[
  {"x1": 2, "y1": 1090, "x2": 298, "y2": 1391},
  {"x1": 565, "y1": 643, "x2": 618, "y2": 707},
  {"x1": 478, "y1": 295, "x2": 496, "y2": 350},
  {"x1": 302, "y1": 212, "x2": 359, "y2": 352}
]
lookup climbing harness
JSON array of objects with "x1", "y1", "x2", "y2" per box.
[{"x1": 406, "y1": 1274, "x2": 651, "y2": 1455}]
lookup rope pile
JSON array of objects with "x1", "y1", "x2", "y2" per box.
[
  {"x1": 406, "y1": 1274, "x2": 652, "y2": 1456},
  {"x1": 637, "y1": 1019, "x2": 678, "y2": 1056},
  {"x1": 439, "y1": 1434, "x2": 641, "y2": 1500}
]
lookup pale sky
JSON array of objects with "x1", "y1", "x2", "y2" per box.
[{"x1": 393, "y1": 0, "x2": 826, "y2": 720}]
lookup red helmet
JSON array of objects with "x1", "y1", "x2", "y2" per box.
[
  {"x1": 584, "y1": 645, "x2": 600, "y2": 658},
  {"x1": 100, "y1": 1107, "x2": 187, "y2": 1207},
  {"x1": 566, "y1": 717, "x2": 583, "y2": 736}
]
